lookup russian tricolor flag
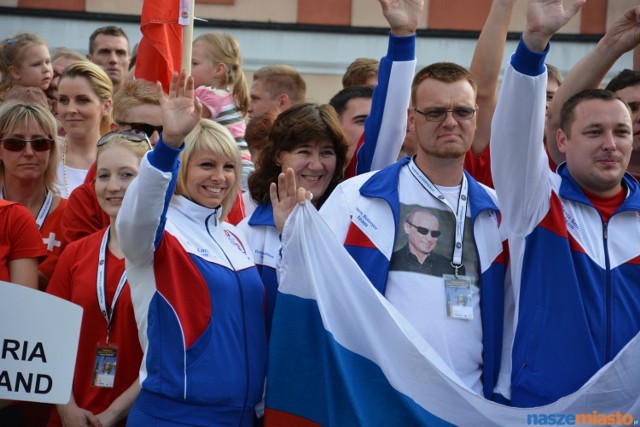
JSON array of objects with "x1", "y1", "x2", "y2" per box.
[{"x1": 265, "y1": 204, "x2": 640, "y2": 426}]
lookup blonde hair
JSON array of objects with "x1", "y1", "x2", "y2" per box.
[
  {"x1": 175, "y1": 119, "x2": 241, "y2": 219},
  {"x1": 96, "y1": 133, "x2": 151, "y2": 164},
  {"x1": 0, "y1": 101, "x2": 60, "y2": 195},
  {"x1": 113, "y1": 79, "x2": 159, "y2": 122},
  {"x1": 60, "y1": 61, "x2": 114, "y2": 136},
  {"x1": 52, "y1": 47, "x2": 85, "y2": 63},
  {"x1": 194, "y1": 32, "x2": 249, "y2": 116},
  {"x1": 0, "y1": 33, "x2": 49, "y2": 98}
]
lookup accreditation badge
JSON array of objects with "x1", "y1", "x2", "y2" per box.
[
  {"x1": 443, "y1": 274, "x2": 473, "y2": 320},
  {"x1": 91, "y1": 343, "x2": 118, "y2": 388}
]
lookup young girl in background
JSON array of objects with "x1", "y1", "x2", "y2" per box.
[
  {"x1": 191, "y1": 32, "x2": 254, "y2": 192},
  {"x1": 0, "y1": 33, "x2": 53, "y2": 103}
]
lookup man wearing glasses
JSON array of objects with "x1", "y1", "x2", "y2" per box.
[{"x1": 321, "y1": 56, "x2": 509, "y2": 401}]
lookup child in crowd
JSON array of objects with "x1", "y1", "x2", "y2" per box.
[
  {"x1": 191, "y1": 32, "x2": 254, "y2": 191},
  {"x1": 0, "y1": 33, "x2": 52, "y2": 104}
]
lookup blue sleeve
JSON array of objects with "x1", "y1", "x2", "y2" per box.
[
  {"x1": 147, "y1": 135, "x2": 184, "y2": 172},
  {"x1": 510, "y1": 36, "x2": 549, "y2": 77},
  {"x1": 356, "y1": 33, "x2": 416, "y2": 175}
]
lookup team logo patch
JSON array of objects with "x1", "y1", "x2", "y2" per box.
[{"x1": 224, "y1": 230, "x2": 247, "y2": 255}]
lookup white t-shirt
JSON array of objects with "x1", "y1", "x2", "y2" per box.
[
  {"x1": 385, "y1": 165, "x2": 483, "y2": 394},
  {"x1": 55, "y1": 161, "x2": 88, "y2": 198}
]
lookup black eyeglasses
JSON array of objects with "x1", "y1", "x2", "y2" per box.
[
  {"x1": 406, "y1": 221, "x2": 441, "y2": 237},
  {"x1": 97, "y1": 130, "x2": 152, "y2": 149},
  {"x1": 117, "y1": 121, "x2": 163, "y2": 137},
  {"x1": 413, "y1": 107, "x2": 476, "y2": 122},
  {"x1": 0, "y1": 137, "x2": 54, "y2": 152}
]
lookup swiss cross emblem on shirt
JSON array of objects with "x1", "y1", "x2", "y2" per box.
[{"x1": 43, "y1": 232, "x2": 61, "y2": 251}]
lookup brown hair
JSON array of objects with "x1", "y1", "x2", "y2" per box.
[
  {"x1": 245, "y1": 109, "x2": 277, "y2": 164},
  {"x1": 253, "y1": 65, "x2": 306, "y2": 105},
  {"x1": 560, "y1": 89, "x2": 628, "y2": 138},
  {"x1": 88, "y1": 26, "x2": 129, "y2": 55},
  {"x1": 342, "y1": 57, "x2": 379, "y2": 88},
  {"x1": 248, "y1": 102, "x2": 348, "y2": 207},
  {"x1": 411, "y1": 62, "x2": 477, "y2": 108}
]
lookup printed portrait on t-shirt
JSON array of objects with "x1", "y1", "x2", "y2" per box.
[{"x1": 389, "y1": 203, "x2": 479, "y2": 282}]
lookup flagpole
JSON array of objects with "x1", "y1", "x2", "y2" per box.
[{"x1": 181, "y1": 0, "x2": 195, "y2": 76}]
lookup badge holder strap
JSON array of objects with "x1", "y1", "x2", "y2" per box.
[
  {"x1": 97, "y1": 226, "x2": 128, "y2": 344},
  {"x1": 408, "y1": 160, "x2": 468, "y2": 277}
]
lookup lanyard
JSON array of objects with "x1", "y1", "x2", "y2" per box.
[
  {"x1": 96, "y1": 226, "x2": 127, "y2": 344},
  {"x1": 408, "y1": 159, "x2": 468, "y2": 274},
  {"x1": 0, "y1": 189, "x2": 53, "y2": 230}
]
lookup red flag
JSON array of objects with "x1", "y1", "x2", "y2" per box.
[{"x1": 136, "y1": 0, "x2": 190, "y2": 92}]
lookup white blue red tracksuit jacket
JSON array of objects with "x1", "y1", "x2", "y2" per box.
[
  {"x1": 491, "y1": 39, "x2": 640, "y2": 407},
  {"x1": 236, "y1": 201, "x2": 279, "y2": 338},
  {"x1": 237, "y1": 31, "x2": 416, "y2": 339},
  {"x1": 319, "y1": 158, "x2": 509, "y2": 401},
  {"x1": 117, "y1": 139, "x2": 267, "y2": 426}
]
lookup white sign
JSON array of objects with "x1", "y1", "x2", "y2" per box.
[{"x1": 0, "y1": 281, "x2": 82, "y2": 403}]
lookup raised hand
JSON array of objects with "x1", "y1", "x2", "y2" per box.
[
  {"x1": 378, "y1": 0, "x2": 423, "y2": 37},
  {"x1": 157, "y1": 70, "x2": 203, "y2": 148},
  {"x1": 601, "y1": 6, "x2": 640, "y2": 55},
  {"x1": 524, "y1": 0, "x2": 585, "y2": 52},
  {"x1": 270, "y1": 168, "x2": 311, "y2": 234}
]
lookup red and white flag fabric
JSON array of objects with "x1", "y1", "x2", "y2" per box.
[
  {"x1": 135, "y1": 0, "x2": 190, "y2": 92},
  {"x1": 265, "y1": 203, "x2": 640, "y2": 426}
]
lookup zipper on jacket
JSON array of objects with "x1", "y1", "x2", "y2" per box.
[
  {"x1": 602, "y1": 219, "x2": 612, "y2": 362},
  {"x1": 205, "y1": 215, "x2": 251, "y2": 425}
]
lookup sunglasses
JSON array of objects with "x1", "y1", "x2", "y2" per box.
[
  {"x1": 413, "y1": 107, "x2": 476, "y2": 122},
  {"x1": 406, "y1": 221, "x2": 442, "y2": 237},
  {"x1": 97, "y1": 130, "x2": 152, "y2": 149},
  {"x1": 0, "y1": 137, "x2": 54, "y2": 152},
  {"x1": 117, "y1": 121, "x2": 163, "y2": 137}
]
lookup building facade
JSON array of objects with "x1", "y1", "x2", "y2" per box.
[{"x1": 0, "y1": 0, "x2": 636, "y2": 102}]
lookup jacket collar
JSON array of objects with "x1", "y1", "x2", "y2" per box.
[
  {"x1": 248, "y1": 201, "x2": 275, "y2": 227},
  {"x1": 359, "y1": 157, "x2": 499, "y2": 223},
  {"x1": 557, "y1": 162, "x2": 640, "y2": 211},
  {"x1": 172, "y1": 195, "x2": 223, "y2": 227}
]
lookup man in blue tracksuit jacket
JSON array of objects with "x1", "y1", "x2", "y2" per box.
[
  {"x1": 321, "y1": 60, "x2": 510, "y2": 400},
  {"x1": 491, "y1": 0, "x2": 640, "y2": 407}
]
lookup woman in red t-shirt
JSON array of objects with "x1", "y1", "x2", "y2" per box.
[
  {"x1": 0, "y1": 100, "x2": 68, "y2": 290},
  {"x1": 0, "y1": 198, "x2": 46, "y2": 423},
  {"x1": 46, "y1": 130, "x2": 150, "y2": 427}
]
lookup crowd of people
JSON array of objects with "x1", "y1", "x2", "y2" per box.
[{"x1": 1, "y1": 0, "x2": 639, "y2": 425}]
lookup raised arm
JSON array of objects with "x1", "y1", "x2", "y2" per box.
[
  {"x1": 353, "y1": 0, "x2": 421, "y2": 176},
  {"x1": 545, "y1": 6, "x2": 640, "y2": 166},
  {"x1": 491, "y1": 0, "x2": 583, "y2": 235},
  {"x1": 117, "y1": 71, "x2": 202, "y2": 264},
  {"x1": 469, "y1": 0, "x2": 517, "y2": 157}
]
